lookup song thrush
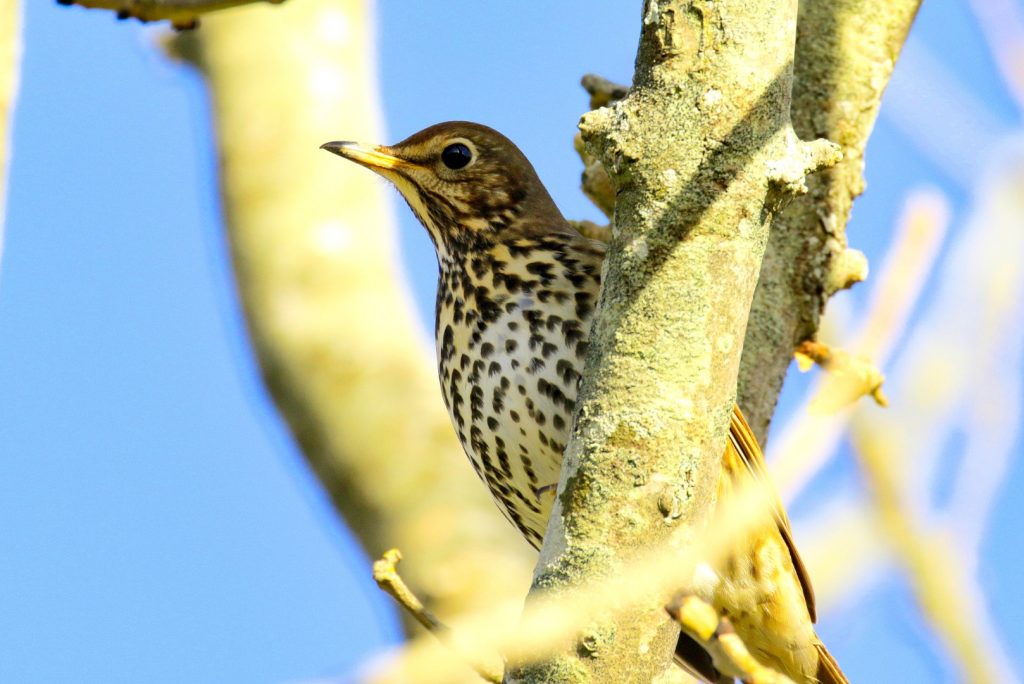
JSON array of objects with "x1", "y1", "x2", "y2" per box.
[{"x1": 322, "y1": 122, "x2": 847, "y2": 684}]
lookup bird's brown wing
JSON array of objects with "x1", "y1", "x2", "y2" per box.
[{"x1": 726, "y1": 404, "x2": 816, "y2": 622}]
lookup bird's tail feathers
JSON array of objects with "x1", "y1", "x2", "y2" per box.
[{"x1": 815, "y1": 642, "x2": 849, "y2": 684}]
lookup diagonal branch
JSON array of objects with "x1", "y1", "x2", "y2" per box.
[{"x1": 851, "y1": 426, "x2": 1015, "y2": 683}]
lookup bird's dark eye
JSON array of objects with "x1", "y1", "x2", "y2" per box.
[{"x1": 441, "y1": 143, "x2": 473, "y2": 170}]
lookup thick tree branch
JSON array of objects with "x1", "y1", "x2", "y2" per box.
[
  {"x1": 165, "y1": 0, "x2": 533, "y2": 645},
  {"x1": 57, "y1": 0, "x2": 280, "y2": 29},
  {"x1": 738, "y1": 0, "x2": 921, "y2": 443},
  {"x1": 507, "y1": 1, "x2": 837, "y2": 681},
  {"x1": 0, "y1": 0, "x2": 20, "y2": 268}
]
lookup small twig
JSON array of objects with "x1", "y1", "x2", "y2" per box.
[
  {"x1": 365, "y1": 474, "x2": 802, "y2": 683},
  {"x1": 373, "y1": 549, "x2": 504, "y2": 684},
  {"x1": 666, "y1": 595, "x2": 795, "y2": 684},
  {"x1": 768, "y1": 188, "x2": 950, "y2": 503},
  {"x1": 572, "y1": 133, "x2": 615, "y2": 219},
  {"x1": 373, "y1": 549, "x2": 443, "y2": 632},
  {"x1": 569, "y1": 219, "x2": 611, "y2": 244},
  {"x1": 580, "y1": 73, "x2": 629, "y2": 110},
  {"x1": 573, "y1": 75, "x2": 629, "y2": 221},
  {"x1": 795, "y1": 340, "x2": 888, "y2": 409}
]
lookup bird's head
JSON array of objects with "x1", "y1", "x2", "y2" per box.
[{"x1": 321, "y1": 121, "x2": 567, "y2": 260}]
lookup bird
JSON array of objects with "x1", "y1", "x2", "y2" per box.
[{"x1": 321, "y1": 121, "x2": 847, "y2": 684}]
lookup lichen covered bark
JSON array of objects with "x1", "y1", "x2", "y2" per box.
[
  {"x1": 507, "y1": 1, "x2": 837, "y2": 681},
  {"x1": 167, "y1": 0, "x2": 533, "y2": 639},
  {"x1": 738, "y1": 0, "x2": 922, "y2": 442}
]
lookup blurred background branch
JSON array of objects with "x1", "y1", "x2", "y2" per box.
[
  {"x1": 0, "y1": 0, "x2": 19, "y2": 269},
  {"x1": 57, "y1": 0, "x2": 280, "y2": 28},
  {"x1": 848, "y1": 149, "x2": 1024, "y2": 683},
  {"x1": 163, "y1": 0, "x2": 533, "y2": 659}
]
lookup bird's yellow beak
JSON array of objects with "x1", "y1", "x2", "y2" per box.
[{"x1": 320, "y1": 141, "x2": 410, "y2": 170}]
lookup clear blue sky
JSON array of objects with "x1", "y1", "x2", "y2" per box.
[{"x1": 1, "y1": 2, "x2": 1021, "y2": 682}]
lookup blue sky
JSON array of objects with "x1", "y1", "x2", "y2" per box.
[{"x1": 1, "y1": 2, "x2": 1021, "y2": 682}]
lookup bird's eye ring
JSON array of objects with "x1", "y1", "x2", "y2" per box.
[{"x1": 441, "y1": 142, "x2": 473, "y2": 170}]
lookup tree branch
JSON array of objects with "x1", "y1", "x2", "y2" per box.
[
  {"x1": 507, "y1": 1, "x2": 837, "y2": 681},
  {"x1": 768, "y1": 189, "x2": 948, "y2": 503},
  {"x1": 164, "y1": 0, "x2": 534, "y2": 648},
  {"x1": 57, "y1": 0, "x2": 280, "y2": 29},
  {"x1": 373, "y1": 549, "x2": 505, "y2": 684},
  {"x1": 851, "y1": 426, "x2": 1012, "y2": 683},
  {"x1": 738, "y1": 0, "x2": 922, "y2": 443},
  {"x1": 0, "y1": 0, "x2": 21, "y2": 269}
]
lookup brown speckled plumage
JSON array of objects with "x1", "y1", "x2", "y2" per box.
[{"x1": 322, "y1": 122, "x2": 847, "y2": 684}]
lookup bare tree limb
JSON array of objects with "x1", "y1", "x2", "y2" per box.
[
  {"x1": 57, "y1": 0, "x2": 281, "y2": 29},
  {"x1": 163, "y1": 0, "x2": 534, "y2": 645},
  {"x1": 0, "y1": 0, "x2": 20, "y2": 268},
  {"x1": 738, "y1": 0, "x2": 922, "y2": 443},
  {"x1": 507, "y1": 1, "x2": 839, "y2": 681}
]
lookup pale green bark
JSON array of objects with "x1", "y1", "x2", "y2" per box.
[
  {"x1": 739, "y1": 0, "x2": 922, "y2": 443},
  {"x1": 0, "y1": 0, "x2": 20, "y2": 267},
  {"x1": 166, "y1": 0, "x2": 534, "y2": 641},
  {"x1": 507, "y1": 1, "x2": 839, "y2": 681}
]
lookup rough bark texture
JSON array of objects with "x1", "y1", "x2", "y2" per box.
[
  {"x1": 506, "y1": 1, "x2": 839, "y2": 681},
  {"x1": 167, "y1": 0, "x2": 534, "y2": 640},
  {"x1": 0, "y1": 0, "x2": 20, "y2": 267},
  {"x1": 738, "y1": 0, "x2": 922, "y2": 443}
]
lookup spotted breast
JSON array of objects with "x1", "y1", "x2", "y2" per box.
[{"x1": 435, "y1": 234, "x2": 603, "y2": 546}]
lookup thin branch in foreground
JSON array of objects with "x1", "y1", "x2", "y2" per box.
[
  {"x1": 372, "y1": 549, "x2": 504, "y2": 684},
  {"x1": 366, "y1": 471, "x2": 811, "y2": 684},
  {"x1": 665, "y1": 595, "x2": 794, "y2": 684}
]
